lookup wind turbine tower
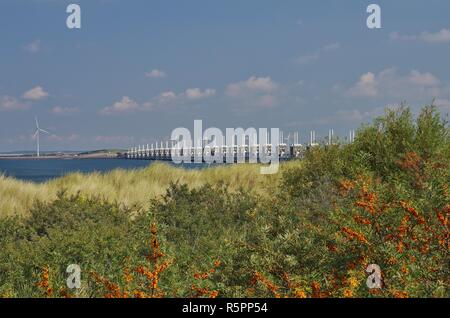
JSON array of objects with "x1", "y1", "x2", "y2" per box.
[{"x1": 33, "y1": 117, "x2": 49, "y2": 157}]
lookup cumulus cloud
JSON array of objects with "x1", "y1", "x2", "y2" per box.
[
  {"x1": 226, "y1": 76, "x2": 280, "y2": 109},
  {"x1": 22, "y1": 86, "x2": 49, "y2": 101},
  {"x1": 345, "y1": 68, "x2": 442, "y2": 99},
  {"x1": 346, "y1": 72, "x2": 378, "y2": 97},
  {"x1": 226, "y1": 76, "x2": 278, "y2": 97},
  {"x1": 0, "y1": 96, "x2": 29, "y2": 111},
  {"x1": 390, "y1": 28, "x2": 450, "y2": 43},
  {"x1": 142, "y1": 88, "x2": 215, "y2": 111},
  {"x1": 100, "y1": 96, "x2": 139, "y2": 115},
  {"x1": 51, "y1": 106, "x2": 79, "y2": 115},
  {"x1": 141, "y1": 91, "x2": 176, "y2": 111},
  {"x1": 24, "y1": 39, "x2": 41, "y2": 53},
  {"x1": 145, "y1": 69, "x2": 167, "y2": 78},
  {"x1": 408, "y1": 70, "x2": 440, "y2": 86},
  {"x1": 157, "y1": 91, "x2": 177, "y2": 102},
  {"x1": 185, "y1": 88, "x2": 216, "y2": 99},
  {"x1": 101, "y1": 87, "x2": 216, "y2": 114}
]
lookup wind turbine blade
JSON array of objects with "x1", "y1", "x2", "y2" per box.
[
  {"x1": 39, "y1": 129, "x2": 50, "y2": 134},
  {"x1": 35, "y1": 116, "x2": 39, "y2": 129},
  {"x1": 33, "y1": 130, "x2": 39, "y2": 138}
]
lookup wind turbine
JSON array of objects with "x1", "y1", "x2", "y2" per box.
[{"x1": 33, "y1": 117, "x2": 49, "y2": 157}]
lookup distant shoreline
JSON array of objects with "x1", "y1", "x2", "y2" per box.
[
  {"x1": 0, "y1": 151, "x2": 124, "y2": 160},
  {"x1": 0, "y1": 156, "x2": 119, "y2": 160}
]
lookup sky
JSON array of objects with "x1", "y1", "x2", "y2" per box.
[{"x1": 1, "y1": 0, "x2": 450, "y2": 151}]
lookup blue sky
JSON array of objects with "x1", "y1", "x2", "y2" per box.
[{"x1": 1, "y1": 0, "x2": 449, "y2": 151}]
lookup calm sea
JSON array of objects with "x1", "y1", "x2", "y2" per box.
[{"x1": 0, "y1": 159, "x2": 206, "y2": 183}]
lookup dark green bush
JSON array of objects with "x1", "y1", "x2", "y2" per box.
[{"x1": 0, "y1": 104, "x2": 448, "y2": 298}]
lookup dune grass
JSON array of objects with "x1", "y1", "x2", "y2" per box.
[
  {"x1": 0, "y1": 161, "x2": 298, "y2": 218},
  {"x1": 0, "y1": 105, "x2": 448, "y2": 298}
]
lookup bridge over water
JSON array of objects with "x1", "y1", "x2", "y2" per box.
[{"x1": 125, "y1": 130, "x2": 356, "y2": 163}]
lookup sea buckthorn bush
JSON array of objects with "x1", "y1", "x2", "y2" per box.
[{"x1": 0, "y1": 104, "x2": 448, "y2": 298}]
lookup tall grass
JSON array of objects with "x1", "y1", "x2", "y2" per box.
[
  {"x1": 0, "y1": 161, "x2": 295, "y2": 218},
  {"x1": 0, "y1": 105, "x2": 448, "y2": 298}
]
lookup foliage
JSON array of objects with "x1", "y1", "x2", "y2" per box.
[{"x1": 0, "y1": 104, "x2": 448, "y2": 298}]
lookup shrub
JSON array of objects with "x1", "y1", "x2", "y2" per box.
[{"x1": 0, "y1": 104, "x2": 448, "y2": 298}]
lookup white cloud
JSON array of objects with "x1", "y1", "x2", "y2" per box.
[
  {"x1": 145, "y1": 69, "x2": 167, "y2": 78},
  {"x1": 51, "y1": 106, "x2": 79, "y2": 115},
  {"x1": 24, "y1": 39, "x2": 41, "y2": 53},
  {"x1": 346, "y1": 68, "x2": 443, "y2": 99},
  {"x1": 346, "y1": 72, "x2": 378, "y2": 97},
  {"x1": 185, "y1": 88, "x2": 216, "y2": 99},
  {"x1": 102, "y1": 87, "x2": 216, "y2": 114},
  {"x1": 390, "y1": 28, "x2": 450, "y2": 43},
  {"x1": 421, "y1": 29, "x2": 450, "y2": 43},
  {"x1": 226, "y1": 76, "x2": 280, "y2": 109},
  {"x1": 100, "y1": 96, "x2": 139, "y2": 115},
  {"x1": 158, "y1": 91, "x2": 177, "y2": 102},
  {"x1": 244, "y1": 77, "x2": 278, "y2": 92},
  {"x1": 142, "y1": 87, "x2": 215, "y2": 111},
  {"x1": 141, "y1": 91, "x2": 177, "y2": 110},
  {"x1": 408, "y1": 70, "x2": 440, "y2": 86},
  {"x1": 0, "y1": 96, "x2": 29, "y2": 111},
  {"x1": 22, "y1": 86, "x2": 49, "y2": 101},
  {"x1": 226, "y1": 76, "x2": 278, "y2": 97}
]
